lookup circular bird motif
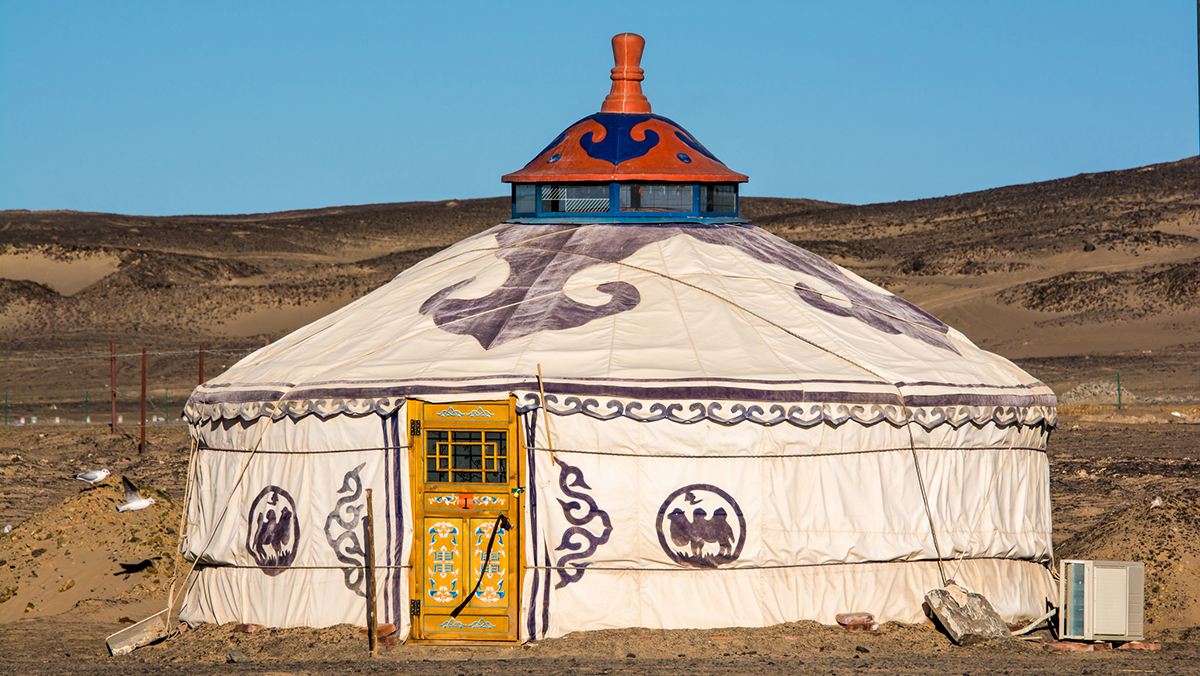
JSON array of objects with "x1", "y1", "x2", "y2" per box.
[
  {"x1": 655, "y1": 485, "x2": 746, "y2": 568},
  {"x1": 246, "y1": 485, "x2": 300, "y2": 576}
]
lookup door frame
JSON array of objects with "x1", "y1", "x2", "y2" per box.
[{"x1": 406, "y1": 397, "x2": 524, "y2": 644}]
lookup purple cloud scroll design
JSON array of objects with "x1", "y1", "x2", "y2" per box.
[
  {"x1": 420, "y1": 222, "x2": 957, "y2": 353},
  {"x1": 687, "y1": 228, "x2": 959, "y2": 354},
  {"x1": 419, "y1": 224, "x2": 671, "y2": 350},
  {"x1": 552, "y1": 457, "x2": 612, "y2": 589}
]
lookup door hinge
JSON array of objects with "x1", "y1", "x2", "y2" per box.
[
  {"x1": 410, "y1": 420, "x2": 421, "y2": 436},
  {"x1": 410, "y1": 599, "x2": 421, "y2": 616}
]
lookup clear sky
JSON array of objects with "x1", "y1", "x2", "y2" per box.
[{"x1": 1, "y1": 1, "x2": 1196, "y2": 216}]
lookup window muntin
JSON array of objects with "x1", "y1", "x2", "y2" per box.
[
  {"x1": 619, "y1": 183, "x2": 693, "y2": 212},
  {"x1": 540, "y1": 184, "x2": 609, "y2": 213},
  {"x1": 701, "y1": 184, "x2": 737, "y2": 213},
  {"x1": 513, "y1": 184, "x2": 536, "y2": 214},
  {"x1": 426, "y1": 430, "x2": 508, "y2": 484}
]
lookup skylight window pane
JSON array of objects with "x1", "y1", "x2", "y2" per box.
[
  {"x1": 619, "y1": 184, "x2": 693, "y2": 212},
  {"x1": 541, "y1": 184, "x2": 609, "y2": 213}
]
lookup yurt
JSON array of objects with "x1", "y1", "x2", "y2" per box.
[{"x1": 180, "y1": 33, "x2": 1057, "y2": 643}]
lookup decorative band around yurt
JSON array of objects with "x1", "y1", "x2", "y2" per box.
[{"x1": 183, "y1": 388, "x2": 1056, "y2": 430}]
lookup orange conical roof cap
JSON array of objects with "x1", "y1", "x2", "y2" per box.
[
  {"x1": 601, "y1": 33, "x2": 651, "y2": 114},
  {"x1": 502, "y1": 33, "x2": 747, "y2": 184}
]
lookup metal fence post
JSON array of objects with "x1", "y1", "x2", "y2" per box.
[
  {"x1": 111, "y1": 343, "x2": 117, "y2": 434},
  {"x1": 140, "y1": 347, "x2": 147, "y2": 454}
]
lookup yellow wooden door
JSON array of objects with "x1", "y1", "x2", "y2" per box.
[{"x1": 408, "y1": 399, "x2": 521, "y2": 643}]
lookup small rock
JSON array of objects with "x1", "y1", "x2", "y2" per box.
[
  {"x1": 1083, "y1": 242, "x2": 1096, "y2": 252},
  {"x1": 855, "y1": 645, "x2": 870, "y2": 653},
  {"x1": 233, "y1": 623, "x2": 259, "y2": 634},
  {"x1": 59, "y1": 579, "x2": 75, "y2": 592},
  {"x1": 626, "y1": 652, "x2": 636, "y2": 658},
  {"x1": 226, "y1": 649, "x2": 249, "y2": 663},
  {"x1": 836, "y1": 612, "x2": 879, "y2": 631},
  {"x1": 31, "y1": 548, "x2": 47, "y2": 558},
  {"x1": 24, "y1": 602, "x2": 35, "y2": 613}
]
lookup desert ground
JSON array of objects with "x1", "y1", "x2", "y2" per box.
[{"x1": 1, "y1": 155, "x2": 1198, "y2": 673}]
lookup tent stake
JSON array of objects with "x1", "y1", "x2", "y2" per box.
[{"x1": 364, "y1": 488, "x2": 377, "y2": 656}]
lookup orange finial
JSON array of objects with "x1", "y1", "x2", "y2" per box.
[{"x1": 601, "y1": 33, "x2": 651, "y2": 114}]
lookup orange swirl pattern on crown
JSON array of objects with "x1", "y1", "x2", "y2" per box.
[{"x1": 502, "y1": 33, "x2": 747, "y2": 184}]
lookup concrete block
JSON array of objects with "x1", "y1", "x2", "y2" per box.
[
  {"x1": 924, "y1": 584, "x2": 1013, "y2": 646},
  {"x1": 106, "y1": 609, "x2": 167, "y2": 656}
]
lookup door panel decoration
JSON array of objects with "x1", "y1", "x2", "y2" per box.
[
  {"x1": 469, "y1": 518, "x2": 507, "y2": 606},
  {"x1": 425, "y1": 519, "x2": 463, "y2": 604}
]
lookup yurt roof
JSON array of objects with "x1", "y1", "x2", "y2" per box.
[{"x1": 186, "y1": 221, "x2": 1054, "y2": 429}]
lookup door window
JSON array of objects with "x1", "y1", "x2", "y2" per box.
[{"x1": 425, "y1": 430, "x2": 508, "y2": 484}]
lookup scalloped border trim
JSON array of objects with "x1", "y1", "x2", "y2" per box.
[{"x1": 183, "y1": 391, "x2": 1056, "y2": 430}]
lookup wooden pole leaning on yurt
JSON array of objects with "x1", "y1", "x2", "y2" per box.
[
  {"x1": 364, "y1": 488, "x2": 377, "y2": 656},
  {"x1": 537, "y1": 364, "x2": 555, "y2": 463}
]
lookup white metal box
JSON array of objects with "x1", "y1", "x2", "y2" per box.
[{"x1": 1058, "y1": 559, "x2": 1144, "y2": 642}]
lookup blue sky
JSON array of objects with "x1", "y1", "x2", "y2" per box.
[{"x1": 1, "y1": 1, "x2": 1196, "y2": 216}]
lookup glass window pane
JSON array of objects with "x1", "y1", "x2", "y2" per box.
[
  {"x1": 540, "y1": 184, "x2": 609, "y2": 213},
  {"x1": 425, "y1": 430, "x2": 449, "y2": 482},
  {"x1": 514, "y1": 184, "x2": 536, "y2": 214},
  {"x1": 486, "y1": 458, "x2": 508, "y2": 484},
  {"x1": 701, "y1": 184, "x2": 737, "y2": 213},
  {"x1": 1066, "y1": 563, "x2": 1086, "y2": 636},
  {"x1": 485, "y1": 432, "x2": 506, "y2": 456},
  {"x1": 424, "y1": 428, "x2": 511, "y2": 484},
  {"x1": 619, "y1": 184, "x2": 693, "y2": 212},
  {"x1": 452, "y1": 444, "x2": 481, "y2": 469}
]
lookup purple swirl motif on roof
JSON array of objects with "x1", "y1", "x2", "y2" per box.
[
  {"x1": 421, "y1": 224, "x2": 668, "y2": 350},
  {"x1": 420, "y1": 223, "x2": 957, "y2": 353},
  {"x1": 686, "y1": 227, "x2": 959, "y2": 354},
  {"x1": 578, "y1": 113, "x2": 660, "y2": 165}
]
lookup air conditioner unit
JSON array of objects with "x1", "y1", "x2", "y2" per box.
[{"x1": 1058, "y1": 559, "x2": 1144, "y2": 642}]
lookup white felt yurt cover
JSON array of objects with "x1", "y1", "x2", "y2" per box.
[{"x1": 180, "y1": 222, "x2": 1056, "y2": 640}]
